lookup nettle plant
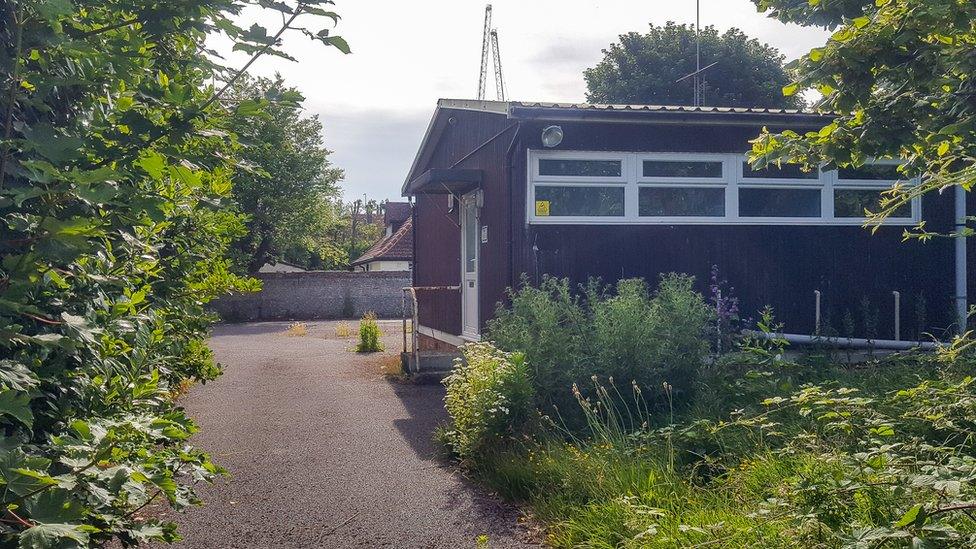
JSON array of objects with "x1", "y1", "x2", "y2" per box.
[
  {"x1": 716, "y1": 376, "x2": 976, "y2": 546},
  {"x1": 0, "y1": 0, "x2": 346, "y2": 546}
]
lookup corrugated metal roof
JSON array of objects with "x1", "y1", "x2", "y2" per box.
[
  {"x1": 435, "y1": 98, "x2": 825, "y2": 117},
  {"x1": 508, "y1": 101, "x2": 818, "y2": 115},
  {"x1": 436, "y1": 99, "x2": 509, "y2": 113}
]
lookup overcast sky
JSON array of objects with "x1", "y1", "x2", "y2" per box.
[{"x1": 213, "y1": 0, "x2": 830, "y2": 202}]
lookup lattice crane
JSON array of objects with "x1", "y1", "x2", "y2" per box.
[{"x1": 477, "y1": 5, "x2": 506, "y2": 101}]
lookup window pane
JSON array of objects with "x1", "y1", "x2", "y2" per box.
[
  {"x1": 538, "y1": 159, "x2": 621, "y2": 177},
  {"x1": 834, "y1": 189, "x2": 911, "y2": 218},
  {"x1": 837, "y1": 164, "x2": 902, "y2": 181},
  {"x1": 742, "y1": 161, "x2": 818, "y2": 180},
  {"x1": 643, "y1": 160, "x2": 722, "y2": 178},
  {"x1": 639, "y1": 187, "x2": 725, "y2": 217},
  {"x1": 535, "y1": 186, "x2": 624, "y2": 217},
  {"x1": 739, "y1": 188, "x2": 821, "y2": 217},
  {"x1": 464, "y1": 200, "x2": 477, "y2": 272}
]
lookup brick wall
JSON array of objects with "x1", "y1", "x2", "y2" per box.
[{"x1": 211, "y1": 271, "x2": 412, "y2": 322}]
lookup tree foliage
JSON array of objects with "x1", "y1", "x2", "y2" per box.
[
  {"x1": 305, "y1": 198, "x2": 383, "y2": 270},
  {"x1": 0, "y1": 0, "x2": 345, "y2": 545},
  {"x1": 749, "y1": 0, "x2": 976, "y2": 238},
  {"x1": 584, "y1": 22, "x2": 801, "y2": 108},
  {"x1": 227, "y1": 75, "x2": 343, "y2": 273}
]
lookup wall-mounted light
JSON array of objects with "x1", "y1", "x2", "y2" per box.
[{"x1": 541, "y1": 125, "x2": 563, "y2": 148}]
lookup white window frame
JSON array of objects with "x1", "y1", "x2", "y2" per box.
[
  {"x1": 832, "y1": 159, "x2": 919, "y2": 222},
  {"x1": 533, "y1": 151, "x2": 629, "y2": 182},
  {"x1": 638, "y1": 152, "x2": 727, "y2": 183},
  {"x1": 527, "y1": 150, "x2": 921, "y2": 226}
]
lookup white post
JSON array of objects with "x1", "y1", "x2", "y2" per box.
[
  {"x1": 814, "y1": 290, "x2": 821, "y2": 335},
  {"x1": 892, "y1": 291, "x2": 901, "y2": 341},
  {"x1": 402, "y1": 289, "x2": 408, "y2": 353},
  {"x1": 715, "y1": 289, "x2": 722, "y2": 354}
]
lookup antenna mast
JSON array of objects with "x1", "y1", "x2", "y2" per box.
[
  {"x1": 694, "y1": 0, "x2": 701, "y2": 106},
  {"x1": 676, "y1": 0, "x2": 715, "y2": 106},
  {"x1": 477, "y1": 4, "x2": 506, "y2": 101},
  {"x1": 491, "y1": 29, "x2": 506, "y2": 101},
  {"x1": 477, "y1": 5, "x2": 493, "y2": 100}
]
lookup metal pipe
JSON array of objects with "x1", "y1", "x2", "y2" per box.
[
  {"x1": 814, "y1": 290, "x2": 821, "y2": 335},
  {"x1": 448, "y1": 123, "x2": 518, "y2": 170},
  {"x1": 892, "y1": 291, "x2": 900, "y2": 341},
  {"x1": 955, "y1": 184, "x2": 968, "y2": 334},
  {"x1": 743, "y1": 330, "x2": 939, "y2": 351}
]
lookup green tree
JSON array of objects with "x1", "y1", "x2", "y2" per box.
[
  {"x1": 312, "y1": 198, "x2": 384, "y2": 269},
  {"x1": 228, "y1": 75, "x2": 344, "y2": 273},
  {"x1": 342, "y1": 198, "x2": 384, "y2": 261},
  {"x1": 749, "y1": 0, "x2": 975, "y2": 233},
  {"x1": 0, "y1": 0, "x2": 345, "y2": 545},
  {"x1": 584, "y1": 22, "x2": 801, "y2": 108}
]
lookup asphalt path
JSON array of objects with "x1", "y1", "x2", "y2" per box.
[{"x1": 157, "y1": 320, "x2": 533, "y2": 549}]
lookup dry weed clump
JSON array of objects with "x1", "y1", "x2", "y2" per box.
[
  {"x1": 283, "y1": 322, "x2": 308, "y2": 337},
  {"x1": 334, "y1": 321, "x2": 352, "y2": 338}
]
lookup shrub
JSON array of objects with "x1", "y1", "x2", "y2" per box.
[
  {"x1": 591, "y1": 275, "x2": 712, "y2": 401},
  {"x1": 442, "y1": 343, "x2": 534, "y2": 459},
  {"x1": 487, "y1": 274, "x2": 712, "y2": 411},
  {"x1": 487, "y1": 275, "x2": 586, "y2": 409},
  {"x1": 356, "y1": 312, "x2": 384, "y2": 352}
]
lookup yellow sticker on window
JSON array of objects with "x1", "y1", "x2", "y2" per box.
[{"x1": 535, "y1": 200, "x2": 550, "y2": 216}]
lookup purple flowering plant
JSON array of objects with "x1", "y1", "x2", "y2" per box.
[{"x1": 710, "y1": 265, "x2": 740, "y2": 352}]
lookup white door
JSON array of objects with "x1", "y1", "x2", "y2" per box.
[{"x1": 460, "y1": 193, "x2": 480, "y2": 339}]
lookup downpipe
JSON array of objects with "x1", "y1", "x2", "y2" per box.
[{"x1": 955, "y1": 184, "x2": 969, "y2": 335}]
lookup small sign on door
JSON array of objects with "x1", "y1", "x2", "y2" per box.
[
  {"x1": 480, "y1": 225, "x2": 488, "y2": 244},
  {"x1": 535, "y1": 200, "x2": 550, "y2": 216}
]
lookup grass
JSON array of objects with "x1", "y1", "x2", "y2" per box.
[
  {"x1": 476, "y1": 440, "x2": 803, "y2": 548},
  {"x1": 462, "y1": 351, "x2": 976, "y2": 548}
]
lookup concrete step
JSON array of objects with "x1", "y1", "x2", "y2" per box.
[{"x1": 401, "y1": 351, "x2": 459, "y2": 381}]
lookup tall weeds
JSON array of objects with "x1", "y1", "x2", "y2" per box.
[
  {"x1": 487, "y1": 273, "x2": 713, "y2": 423},
  {"x1": 356, "y1": 311, "x2": 384, "y2": 352}
]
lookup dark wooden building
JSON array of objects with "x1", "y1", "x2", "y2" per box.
[{"x1": 402, "y1": 99, "x2": 973, "y2": 349}]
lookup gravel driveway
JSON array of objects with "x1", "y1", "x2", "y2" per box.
[{"x1": 158, "y1": 320, "x2": 533, "y2": 548}]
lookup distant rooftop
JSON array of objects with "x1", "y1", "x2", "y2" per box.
[
  {"x1": 258, "y1": 261, "x2": 307, "y2": 274},
  {"x1": 383, "y1": 201, "x2": 411, "y2": 226},
  {"x1": 350, "y1": 216, "x2": 413, "y2": 267}
]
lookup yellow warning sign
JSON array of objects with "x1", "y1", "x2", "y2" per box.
[{"x1": 535, "y1": 200, "x2": 551, "y2": 216}]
